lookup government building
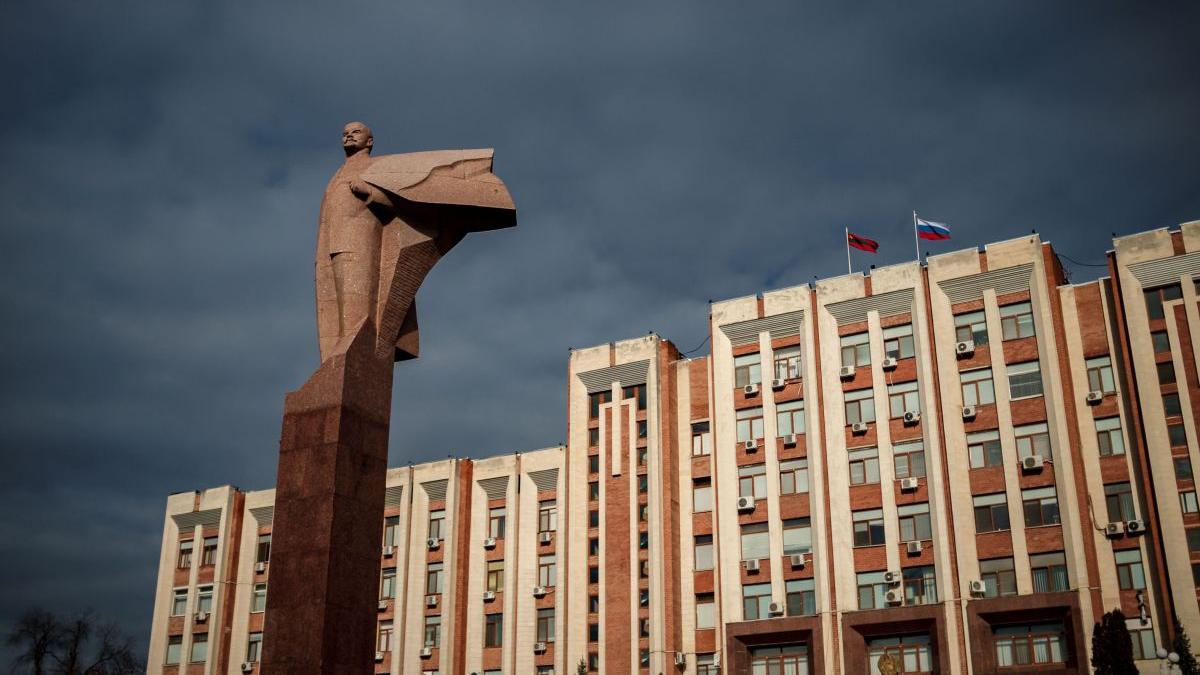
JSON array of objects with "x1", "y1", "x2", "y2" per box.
[{"x1": 148, "y1": 222, "x2": 1200, "y2": 674}]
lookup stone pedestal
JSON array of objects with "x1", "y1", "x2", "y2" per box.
[{"x1": 261, "y1": 324, "x2": 393, "y2": 674}]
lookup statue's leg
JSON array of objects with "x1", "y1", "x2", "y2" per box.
[{"x1": 331, "y1": 251, "x2": 377, "y2": 345}]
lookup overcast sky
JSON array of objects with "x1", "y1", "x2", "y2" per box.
[{"x1": 1, "y1": 0, "x2": 1198, "y2": 661}]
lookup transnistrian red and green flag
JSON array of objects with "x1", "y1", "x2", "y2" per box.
[{"x1": 847, "y1": 232, "x2": 880, "y2": 253}]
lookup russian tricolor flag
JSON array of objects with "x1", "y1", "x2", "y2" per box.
[{"x1": 916, "y1": 217, "x2": 951, "y2": 241}]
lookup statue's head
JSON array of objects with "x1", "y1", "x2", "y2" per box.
[{"x1": 342, "y1": 122, "x2": 373, "y2": 156}]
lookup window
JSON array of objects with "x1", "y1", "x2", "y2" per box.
[
  {"x1": 536, "y1": 608, "x2": 555, "y2": 642},
  {"x1": 636, "y1": 420, "x2": 648, "y2": 440},
  {"x1": 1178, "y1": 456, "x2": 1195, "y2": 480},
  {"x1": 588, "y1": 390, "x2": 611, "y2": 419},
  {"x1": 691, "y1": 421, "x2": 712, "y2": 456},
  {"x1": 177, "y1": 540, "x2": 193, "y2": 569},
  {"x1": 742, "y1": 582, "x2": 772, "y2": 620},
  {"x1": 623, "y1": 384, "x2": 647, "y2": 411},
  {"x1": 1115, "y1": 549, "x2": 1146, "y2": 590},
  {"x1": 845, "y1": 388, "x2": 876, "y2": 425},
  {"x1": 1145, "y1": 284, "x2": 1183, "y2": 320},
  {"x1": 1096, "y1": 417, "x2": 1125, "y2": 456},
  {"x1": 1152, "y1": 330, "x2": 1171, "y2": 353},
  {"x1": 1086, "y1": 356, "x2": 1116, "y2": 393},
  {"x1": 849, "y1": 447, "x2": 880, "y2": 485},
  {"x1": 201, "y1": 536, "x2": 218, "y2": 566},
  {"x1": 255, "y1": 534, "x2": 271, "y2": 564},
  {"x1": 1015, "y1": 422, "x2": 1052, "y2": 461},
  {"x1": 1165, "y1": 393, "x2": 1183, "y2": 417},
  {"x1": 1030, "y1": 552, "x2": 1069, "y2": 593},
  {"x1": 1169, "y1": 422, "x2": 1188, "y2": 446},
  {"x1": 738, "y1": 463, "x2": 767, "y2": 500},
  {"x1": 695, "y1": 593, "x2": 715, "y2": 629},
  {"x1": 190, "y1": 633, "x2": 208, "y2": 663},
  {"x1": 539, "y1": 500, "x2": 557, "y2": 532},
  {"x1": 638, "y1": 504, "x2": 648, "y2": 522},
  {"x1": 853, "y1": 508, "x2": 886, "y2": 547},
  {"x1": 903, "y1": 566, "x2": 938, "y2": 605},
  {"x1": 251, "y1": 583, "x2": 267, "y2": 612},
  {"x1": 697, "y1": 654, "x2": 717, "y2": 675},
  {"x1": 980, "y1": 558, "x2": 1017, "y2": 598},
  {"x1": 893, "y1": 441, "x2": 926, "y2": 479},
  {"x1": 973, "y1": 493, "x2": 1010, "y2": 533},
  {"x1": 736, "y1": 407, "x2": 765, "y2": 442},
  {"x1": 1008, "y1": 361, "x2": 1043, "y2": 398},
  {"x1": 380, "y1": 567, "x2": 396, "y2": 600},
  {"x1": 246, "y1": 632, "x2": 263, "y2": 663},
  {"x1": 196, "y1": 585, "x2": 213, "y2": 614},
  {"x1": 422, "y1": 615, "x2": 439, "y2": 647},
  {"x1": 587, "y1": 622, "x2": 599, "y2": 641},
  {"x1": 774, "y1": 346, "x2": 802, "y2": 380},
  {"x1": 587, "y1": 509, "x2": 599, "y2": 528},
  {"x1": 428, "y1": 510, "x2": 445, "y2": 541},
  {"x1": 735, "y1": 353, "x2": 763, "y2": 388},
  {"x1": 994, "y1": 622, "x2": 1067, "y2": 668},
  {"x1": 693, "y1": 479, "x2": 712, "y2": 513},
  {"x1": 170, "y1": 588, "x2": 187, "y2": 617},
  {"x1": 740, "y1": 522, "x2": 770, "y2": 561},
  {"x1": 588, "y1": 566, "x2": 599, "y2": 583},
  {"x1": 961, "y1": 368, "x2": 996, "y2": 406},
  {"x1": 857, "y1": 571, "x2": 888, "y2": 609},
  {"x1": 164, "y1": 635, "x2": 182, "y2": 665},
  {"x1": 841, "y1": 332, "x2": 871, "y2": 368},
  {"x1": 589, "y1": 594, "x2": 599, "y2": 613},
  {"x1": 538, "y1": 555, "x2": 556, "y2": 587},
  {"x1": 1159, "y1": 360, "x2": 1177, "y2": 385},
  {"x1": 377, "y1": 619, "x2": 394, "y2": 652},
  {"x1": 588, "y1": 427, "x2": 600, "y2": 447},
  {"x1": 382, "y1": 515, "x2": 399, "y2": 547},
  {"x1": 888, "y1": 381, "x2": 920, "y2": 418},
  {"x1": 869, "y1": 634, "x2": 932, "y2": 674},
  {"x1": 1000, "y1": 302, "x2": 1035, "y2": 340},
  {"x1": 694, "y1": 535, "x2": 713, "y2": 571},
  {"x1": 484, "y1": 613, "x2": 503, "y2": 647},
  {"x1": 1104, "y1": 482, "x2": 1136, "y2": 522},
  {"x1": 883, "y1": 324, "x2": 915, "y2": 360},
  {"x1": 588, "y1": 652, "x2": 600, "y2": 671},
  {"x1": 1182, "y1": 491, "x2": 1199, "y2": 514},
  {"x1": 588, "y1": 481, "x2": 599, "y2": 500},
  {"x1": 782, "y1": 518, "x2": 812, "y2": 554},
  {"x1": 588, "y1": 453, "x2": 600, "y2": 473},
  {"x1": 640, "y1": 589, "x2": 650, "y2": 607},
  {"x1": 488, "y1": 507, "x2": 506, "y2": 539},
  {"x1": 1130, "y1": 624, "x2": 1157, "y2": 661},
  {"x1": 426, "y1": 562, "x2": 444, "y2": 594},
  {"x1": 779, "y1": 458, "x2": 809, "y2": 495},
  {"x1": 898, "y1": 503, "x2": 932, "y2": 542},
  {"x1": 776, "y1": 400, "x2": 806, "y2": 436},
  {"x1": 638, "y1": 474, "x2": 648, "y2": 494},
  {"x1": 968, "y1": 430, "x2": 1003, "y2": 468},
  {"x1": 955, "y1": 310, "x2": 989, "y2": 345},
  {"x1": 786, "y1": 578, "x2": 816, "y2": 616},
  {"x1": 486, "y1": 561, "x2": 504, "y2": 592},
  {"x1": 589, "y1": 537, "x2": 599, "y2": 556},
  {"x1": 1022, "y1": 487, "x2": 1061, "y2": 527}
]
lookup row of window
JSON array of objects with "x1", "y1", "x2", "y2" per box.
[{"x1": 587, "y1": 384, "x2": 647, "y2": 419}]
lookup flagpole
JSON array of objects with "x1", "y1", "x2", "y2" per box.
[
  {"x1": 913, "y1": 210, "x2": 921, "y2": 262},
  {"x1": 845, "y1": 227, "x2": 852, "y2": 275}
]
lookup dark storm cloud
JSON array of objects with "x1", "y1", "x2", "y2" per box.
[{"x1": 2, "y1": 0, "x2": 1198, "y2": 658}]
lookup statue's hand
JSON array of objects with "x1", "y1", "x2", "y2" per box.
[{"x1": 349, "y1": 180, "x2": 371, "y2": 200}]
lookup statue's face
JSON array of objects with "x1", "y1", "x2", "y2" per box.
[{"x1": 342, "y1": 123, "x2": 373, "y2": 152}]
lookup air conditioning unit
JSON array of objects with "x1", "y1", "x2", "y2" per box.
[
  {"x1": 1105, "y1": 522, "x2": 1126, "y2": 537},
  {"x1": 374, "y1": 651, "x2": 385, "y2": 663},
  {"x1": 744, "y1": 383, "x2": 760, "y2": 396},
  {"x1": 255, "y1": 562, "x2": 267, "y2": 573},
  {"x1": 744, "y1": 438, "x2": 759, "y2": 452},
  {"x1": 241, "y1": 662, "x2": 254, "y2": 673},
  {"x1": 534, "y1": 641, "x2": 547, "y2": 653},
  {"x1": 882, "y1": 356, "x2": 898, "y2": 370},
  {"x1": 483, "y1": 537, "x2": 497, "y2": 549},
  {"x1": 419, "y1": 646, "x2": 433, "y2": 658},
  {"x1": 426, "y1": 537, "x2": 440, "y2": 550},
  {"x1": 790, "y1": 553, "x2": 807, "y2": 569},
  {"x1": 674, "y1": 652, "x2": 687, "y2": 667},
  {"x1": 194, "y1": 611, "x2": 208, "y2": 623},
  {"x1": 1126, "y1": 519, "x2": 1146, "y2": 535},
  {"x1": 768, "y1": 601, "x2": 785, "y2": 616},
  {"x1": 483, "y1": 590, "x2": 496, "y2": 602},
  {"x1": 840, "y1": 365, "x2": 856, "y2": 379},
  {"x1": 425, "y1": 595, "x2": 438, "y2": 607},
  {"x1": 539, "y1": 531, "x2": 554, "y2": 544},
  {"x1": 962, "y1": 405, "x2": 977, "y2": 420},
  {"x1": 533, "y1": 585, "x2": 547, "y2": 597},
  {"x1": 377, "y1": 599, "x2": 388, "y2": 611},
  {"x1": 382, "y1": 545, "x2": 395, "y2": 558},
  {"x1": 900, "y1": 477, "x2": 919, "y2": 491},
  {"x1": 782, "y1": 433, "x2": 798, "y2": 446},
  {"x1": 906, "y1": 540, "x2": 923, "y2": 555},
  {"x1": 885, "y1": 589, "x2": 904, "y2": 605},
  {"x1": 744, "y1": 558, "x2": 761, "y2": 573},
  {"x1": 956, "y1": 340, "x2": 975, "y2": 356},
  {"x1": 968, "y1": 579, "x2": 987, "y2": 595},
  {"x1": 903, "y1": 410, "x2": 921, "y2": 425},
  {"x1": 1086, "y1": 390, "x2": 1104, "y2": 404},
  {"x1": 736, "y1": 496, "x2": 755, "y2": 512},
  {"x1": 772, "y1": 378, "x2": 787, "y2": 390},
  {"x1": 883, "y1": 570, "x2": 902, "y2": 584},
  {"x1": 1021, "y1": 455, "x2": 1045, "y2": 471},
  {"x1": 851, "y1": 422, "x2": 868, "y2": 434}
]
